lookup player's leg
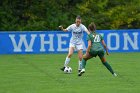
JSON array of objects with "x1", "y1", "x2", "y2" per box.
[
  {"x1": 60, "y1": 43, "x2": 75, "y2": 71},
  {"x1": 78, "y1": 52, "x2": 93, "y2": 76},
  {"x1": 81, "y1": 52, "x2": 93, "y2": 69},
  {"x1": 64, "y1": 47, "x2": 74, "y2": 67},
  {"x1": 98, "y1": 51, "x2": 117, "y2": 76},
  {"x1": 76, "y1": 44, "x2": 84, "y2": 72},
  {"x1": 77, "y1": 49, "x2": 83, "y2": 72}
]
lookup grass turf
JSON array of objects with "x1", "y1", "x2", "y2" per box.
[{"x1": 0, "y1": 53, "x2": 140, "y2": 93}]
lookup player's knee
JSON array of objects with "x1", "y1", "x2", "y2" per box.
[
  {"x1": 79, "y1": 56, "x2": 82, "y2": 61},
  {"x1": 77, "y1": 54, "x2": 82, "y2": 60},
  {"x1": 68, "y1": 53, "x2": 73, "y2": 58},
  {"x1": 100, "y1": 57, "x2": 106, "y2": 63}
]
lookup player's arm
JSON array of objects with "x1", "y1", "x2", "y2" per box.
[
  {"x1": 85, "y1": 29, "x2": 90, "y2": 35},
  {"x1": 83, "y1": 25, "x2": 90, "y2": 35},
  {"x1": 86, "y1": 40, "x2": 92, "y2": 53},
  {"x1": 59, "y1": 25, "x2": 68, "y2": 32},
  {"x1": 101, "y1": 40, "x2": 109, "y2": 55}
]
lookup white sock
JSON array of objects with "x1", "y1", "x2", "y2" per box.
[
  {"x1": 64, "y1": 57, "x2": 70, "y2": 67},
  {"x1": 78, "y1": 60, "x2": 82, "y2": 70}
]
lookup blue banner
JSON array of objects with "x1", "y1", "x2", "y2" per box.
[{"x1": 0, "y1": 29, "x2": 140, "y2": 54}]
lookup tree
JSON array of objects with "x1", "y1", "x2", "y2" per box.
[{"x1": 0, "y1": 0, "x2": 139, "y2": 31}]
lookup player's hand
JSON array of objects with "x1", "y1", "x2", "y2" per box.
[{"x1": 59, "y1": 25, "x2": 63, "y2": 30}]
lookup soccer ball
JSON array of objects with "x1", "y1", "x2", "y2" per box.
[{"x1": 64, "y1": 66, "x2": 72, "y2": 73}]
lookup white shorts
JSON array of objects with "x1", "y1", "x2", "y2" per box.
[{"x1": 69, "y1": 43, "x2": 83, "y2": 51}]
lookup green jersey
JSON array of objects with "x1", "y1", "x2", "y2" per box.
[{"x1": 87, "y1": 32, "x2": 104, "y2": 51}]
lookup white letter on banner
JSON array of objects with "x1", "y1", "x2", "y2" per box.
[
  {"x1": 9, "y1": 34, "x2": 37, "y2": 52},
  {"x1": 100, "y1": 33, "x2": 104, "y2": 38},
  {"x1": 107, "y1": 33, "x2": 119, "y2": 50},
  {"x1": 57, "y1": 34, "x2": 69, "y2": 51},
  {"x1": 123, "y1": 32, "x2": 139, "y2": 50},
  {"x1": 40, "y1": 34, "x2": 54, "y2": 52}
]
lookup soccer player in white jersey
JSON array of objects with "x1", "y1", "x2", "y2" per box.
[{"x1": 59, "y1": 16, "x2": 90, "y2": 72}]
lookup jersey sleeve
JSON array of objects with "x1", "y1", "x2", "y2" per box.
[
  {"x1": 66, "y1": 25, "x2": 72, "y2": 32},
  {"x1": 82, "y1": 25, "x2": 88, "y2": 32},
  {"x1": 87, "y1": 34, "x2": 93, "y2": 41},
  {"x1": 100, "y1": 34, "x2": 103, "y2": 40}
]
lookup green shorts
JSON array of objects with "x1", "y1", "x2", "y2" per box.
[{"x1": 89, "y1": 50, "x2": 105, "y2": 58}]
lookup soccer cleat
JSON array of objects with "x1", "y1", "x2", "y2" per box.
[
  {"x1": 78, "y1": 69, "x2": 81, "y2": 73},
  {"x1": 78, "y1": 69, "x2": 85, "y2": 76},
  {"x1": 113, "y1": 73, "x2": 117, "y2": 77},
  {"x1": 60, "y1": 67, "x2": 65, "y2": 71}
]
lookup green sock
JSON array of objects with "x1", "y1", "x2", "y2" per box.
[
  {"x1": 102, "y1": 62, "x2": 114, "y2": 74},
  {"x1": 82, "y1": 58, "x2": 87, "y2": 69}
]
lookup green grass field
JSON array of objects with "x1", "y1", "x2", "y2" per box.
[{"x1": 0, "y1": 53, "x2": 140, "y2": 93}]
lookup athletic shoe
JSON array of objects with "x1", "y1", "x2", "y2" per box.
[
  {"x1": 78, "y1": 69, "x2": 85, "y2": 76},
  {"x1": 113, "y1": 73, "x2": 117, "y2": 77},
  {"x1": 60, "y1": 67, "x2": 65, "y2": 71}
]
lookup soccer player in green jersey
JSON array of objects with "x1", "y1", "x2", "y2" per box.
[{"x1": 78, "y1": 22, "x2": 117, "y2": 76}]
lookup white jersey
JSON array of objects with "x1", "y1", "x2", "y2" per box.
[{"x1": 66, "y1": 24, "x2": 88, "y2": 44}]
